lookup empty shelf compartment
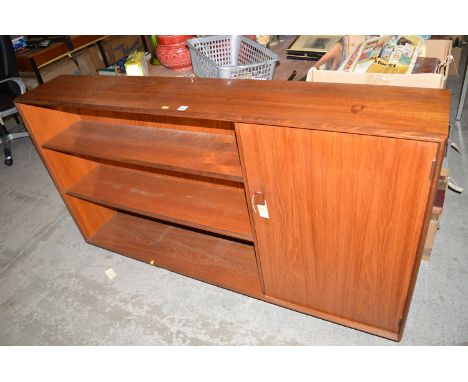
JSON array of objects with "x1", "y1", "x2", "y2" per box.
[{"x1": 43, "y1": 120, "x2": 243, "y2": 181}]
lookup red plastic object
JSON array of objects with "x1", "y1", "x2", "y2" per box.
[{"x1": 156, "y1": 35, "x2": 194, "y2": 71}]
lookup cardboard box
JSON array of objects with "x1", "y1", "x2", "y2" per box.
[
  {"x1": 416, "y1": 35, "x2": 462, "y2": 76},
  {"x1": 307, "y1": 38, "x2": 452, "y2": 89},
  {"x1": 100, "y1": 36, "x2": 144, "y2": 65}
]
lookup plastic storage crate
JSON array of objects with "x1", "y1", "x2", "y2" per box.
[{"x1": 187, "y1": 35, "x2": 278, "y2": 80}]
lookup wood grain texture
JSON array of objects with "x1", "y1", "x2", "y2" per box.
[
  {"x1": 90, "y1": 212, "x2": 262, "y2": 297},
  {"x1": 237, "y1": 123, "x2": 438, "y2": 335},
  {"x1": 16, "y1": 104, "x2": 115, "y2": 238},
  {"x1": 66, "y1": 164, "x2": 253, "y2": 241},
  {"x1": 16, "y1": 75, "x2": 450, "y2": 142},
  {"x1": 43, "y1": 120, "x2": 243, "y2": 181}
]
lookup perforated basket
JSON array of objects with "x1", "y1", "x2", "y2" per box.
[{"x1": 187, "y1": 35, "x2": 278, "y2": 80}]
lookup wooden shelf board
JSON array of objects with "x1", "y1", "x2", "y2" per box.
[
  {"x1": 17, "y1": 75, "x2": 450, "y2": 142},
  {"x1": 66, "y1": 164, "x2": 253, "y2": 241},
  {"x1": 90, "y1": 212, "x2": 262, "y2": 297},
  {"x1": 43, "y1": 120, "x2": 243, "y2": 182}
]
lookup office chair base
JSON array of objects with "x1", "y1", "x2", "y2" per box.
[
  {"x1": 0, "y1": 126, "x2": 29, "y2": 166},
  {"x1": 4, "y1": 151, "x2": 13, "y2": 166}
]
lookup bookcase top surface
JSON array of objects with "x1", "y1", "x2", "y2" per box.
[{"x1": 16, "y1": 75, "x2": 450, "y2": 142}]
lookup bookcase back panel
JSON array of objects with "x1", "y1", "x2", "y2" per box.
[{"x1": 79, "y1": 109, "x2": 236, "y2": 136}]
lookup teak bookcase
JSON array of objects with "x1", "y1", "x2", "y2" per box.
[{"x1": 16, "y1": 75, "x2": 450, "y2": 341}]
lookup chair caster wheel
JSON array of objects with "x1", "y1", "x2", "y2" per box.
[{"x1": 4, "y1": 157, "x2": 13, "y2": 166}]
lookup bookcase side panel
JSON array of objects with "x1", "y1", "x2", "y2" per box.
[{"x1": 17, "y1": 104, "x2": 116, "y2": 239}]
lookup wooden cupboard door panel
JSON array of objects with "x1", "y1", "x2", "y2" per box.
[{"x1": 237, "y1": 123, "x2": 438, "y2": 332}]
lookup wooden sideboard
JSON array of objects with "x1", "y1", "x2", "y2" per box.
[{"x1": 16, "y1": 75, "x2": 450, "y2": 341}]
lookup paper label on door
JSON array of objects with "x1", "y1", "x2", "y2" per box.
[{"x1": 257, "y1": 201, "x2": 269, "y2": 219}]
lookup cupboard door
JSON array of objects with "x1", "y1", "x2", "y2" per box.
[{"x1": 237, "y1": 123, "x2": 438, "y2": 333}]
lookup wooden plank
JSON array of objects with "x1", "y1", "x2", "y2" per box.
[
  {"x1": 66, "y1": 164, "x2": 253, "y2": 241},
  {"x1": 15, "y1": 75, "x2": 450, "y2": 142},
  {"x1": 422, "y1": 219, "x2": 440, "y2": 261},
  {"x1": 43, "y1": 120, "x2": 243, "y2": 181},
  {"x1": 90, "y1": 212, "x2": 262, "y2": 297},
  {"x1": 237, "y1": 122, "x2": 438, "y2": 336}
]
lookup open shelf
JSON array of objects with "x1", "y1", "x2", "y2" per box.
[
  {"x1": 66, "y1": 164, "x2": 253, "y2": 241},
  {"x1": 43, "y1": 120, "x2": 243, "y2": 182},
  {"x1": 89, "y1": 212, "x2": 262, "y2": 297}
]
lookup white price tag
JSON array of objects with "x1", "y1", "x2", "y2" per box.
[
  {"x1": 105, "y1": 268, "x2": 117, "y2": 280},
  {"x1": 257, "y1": 201, "x2": 269, "y2": 219}
]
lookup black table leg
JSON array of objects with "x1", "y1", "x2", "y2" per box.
[
  {"x1": 141, "y1": 35, "x2": 149, "y2": 53},
  {"x1": 30, "y1": 58, "x2": 43, "y2": 84},
  {"x1": 97, "y1": 40, "x2": 109, "y2": 68}
]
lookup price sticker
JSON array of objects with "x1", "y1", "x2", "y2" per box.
[{"x1": 257, "y1": 201, "x2": 269, "y2": 219}]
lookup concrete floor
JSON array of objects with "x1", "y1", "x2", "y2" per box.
[{"x1": 1, "y1": 77, "x2": 467, "y2": 346}]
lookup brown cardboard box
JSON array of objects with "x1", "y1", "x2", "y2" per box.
[
  {"x1": 429, "y1": 35, "x2": 462, "y2": 76},
  {"x1": 307, "y1": 38, "x2": 452, "y2": 89},
  {"x1": 100, "y1": 36, "x2": 144, "y2": 65}
]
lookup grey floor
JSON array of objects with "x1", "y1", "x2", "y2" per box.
[{"x1": 1, "y1": 77, "x2": 467, "y2": 346}]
